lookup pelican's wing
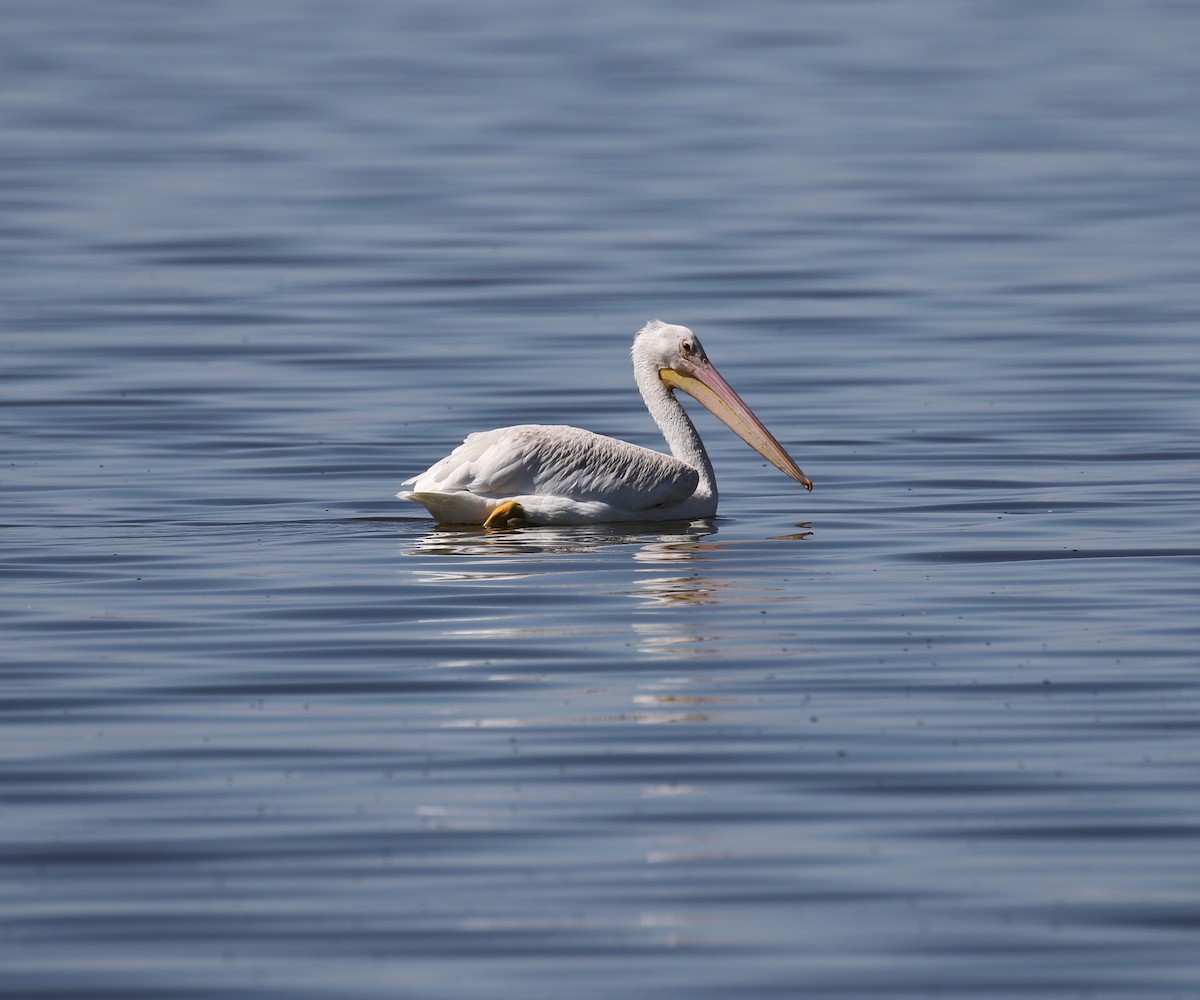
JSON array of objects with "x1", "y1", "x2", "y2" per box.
[{"x1": 403, "y1": 424, "x2": 699, "y2": 511}]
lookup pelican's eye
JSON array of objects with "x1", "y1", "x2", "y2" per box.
[{"x1": 680, "y1": 339, "x2": 708, "y2": 365}]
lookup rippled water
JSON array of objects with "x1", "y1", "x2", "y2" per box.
[{"x1": 4, "y1": 1, "x2": 1199, "y2": 997}]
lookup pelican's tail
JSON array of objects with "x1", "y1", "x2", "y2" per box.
[{"x1": 397, "y1": 490, "x2": 497, "y2": 526}]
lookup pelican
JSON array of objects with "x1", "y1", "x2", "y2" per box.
[{"x1": 398, "y1": 320, "x2": 812, "y2": 527}]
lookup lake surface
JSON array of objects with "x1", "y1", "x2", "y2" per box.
[{"x1": 3, "y1": 1, "x2": 1199, "y2": 997}]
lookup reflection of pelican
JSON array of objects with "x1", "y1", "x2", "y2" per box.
[
  {"x1": 407, "y1": 522, "x2": 717, "y2": 559},
  {"x1": 399, "y1": 321, "x2": 812, "y2": 527}
]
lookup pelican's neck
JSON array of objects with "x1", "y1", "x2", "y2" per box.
[{"x1": 634, "y1": 357, "x2": 717, "y2": 501}]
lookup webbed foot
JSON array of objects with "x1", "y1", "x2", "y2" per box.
[{"x1": 483, "y1": 499, "x2": 527, "y2": 529}]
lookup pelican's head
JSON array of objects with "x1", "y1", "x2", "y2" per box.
[{"x1": 633, "y1": 320, "x2": 813, "y2": 491}]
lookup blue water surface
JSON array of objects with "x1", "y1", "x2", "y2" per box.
[{"x1": 3, "y1": 2, "x2": 1199, "y2": 998}]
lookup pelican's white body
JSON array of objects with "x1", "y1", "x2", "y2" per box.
[
  {"x1": 401, "y1": 423, "x2": 713, "y2": 525},
  {"x1": 398, "y1": 321, "x2": 809, "y2": 526}
]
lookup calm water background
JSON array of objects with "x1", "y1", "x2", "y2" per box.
[{"x1": 3, "y1": 1, "x2": 1199, "y2": 997}]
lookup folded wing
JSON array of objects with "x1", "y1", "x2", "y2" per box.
[{"x1": 403, "y1": 424, "x2": 699, "y2": 511}]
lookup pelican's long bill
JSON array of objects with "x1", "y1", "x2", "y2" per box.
[{"x1": 660, "y1": 361, "x2": 814, "y2": 491}]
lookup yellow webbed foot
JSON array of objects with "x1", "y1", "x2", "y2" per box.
[{"x1": 483, "y1": 499, "x2": 526, "y2": 529}]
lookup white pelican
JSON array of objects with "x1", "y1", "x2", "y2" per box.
[{"x1": 398, "y1": 320, "x2": 812, "y2": 527}]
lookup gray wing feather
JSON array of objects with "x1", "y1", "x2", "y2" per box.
[{"x1": 406, "y1": 424, "x2": 698, "y2": 511}]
